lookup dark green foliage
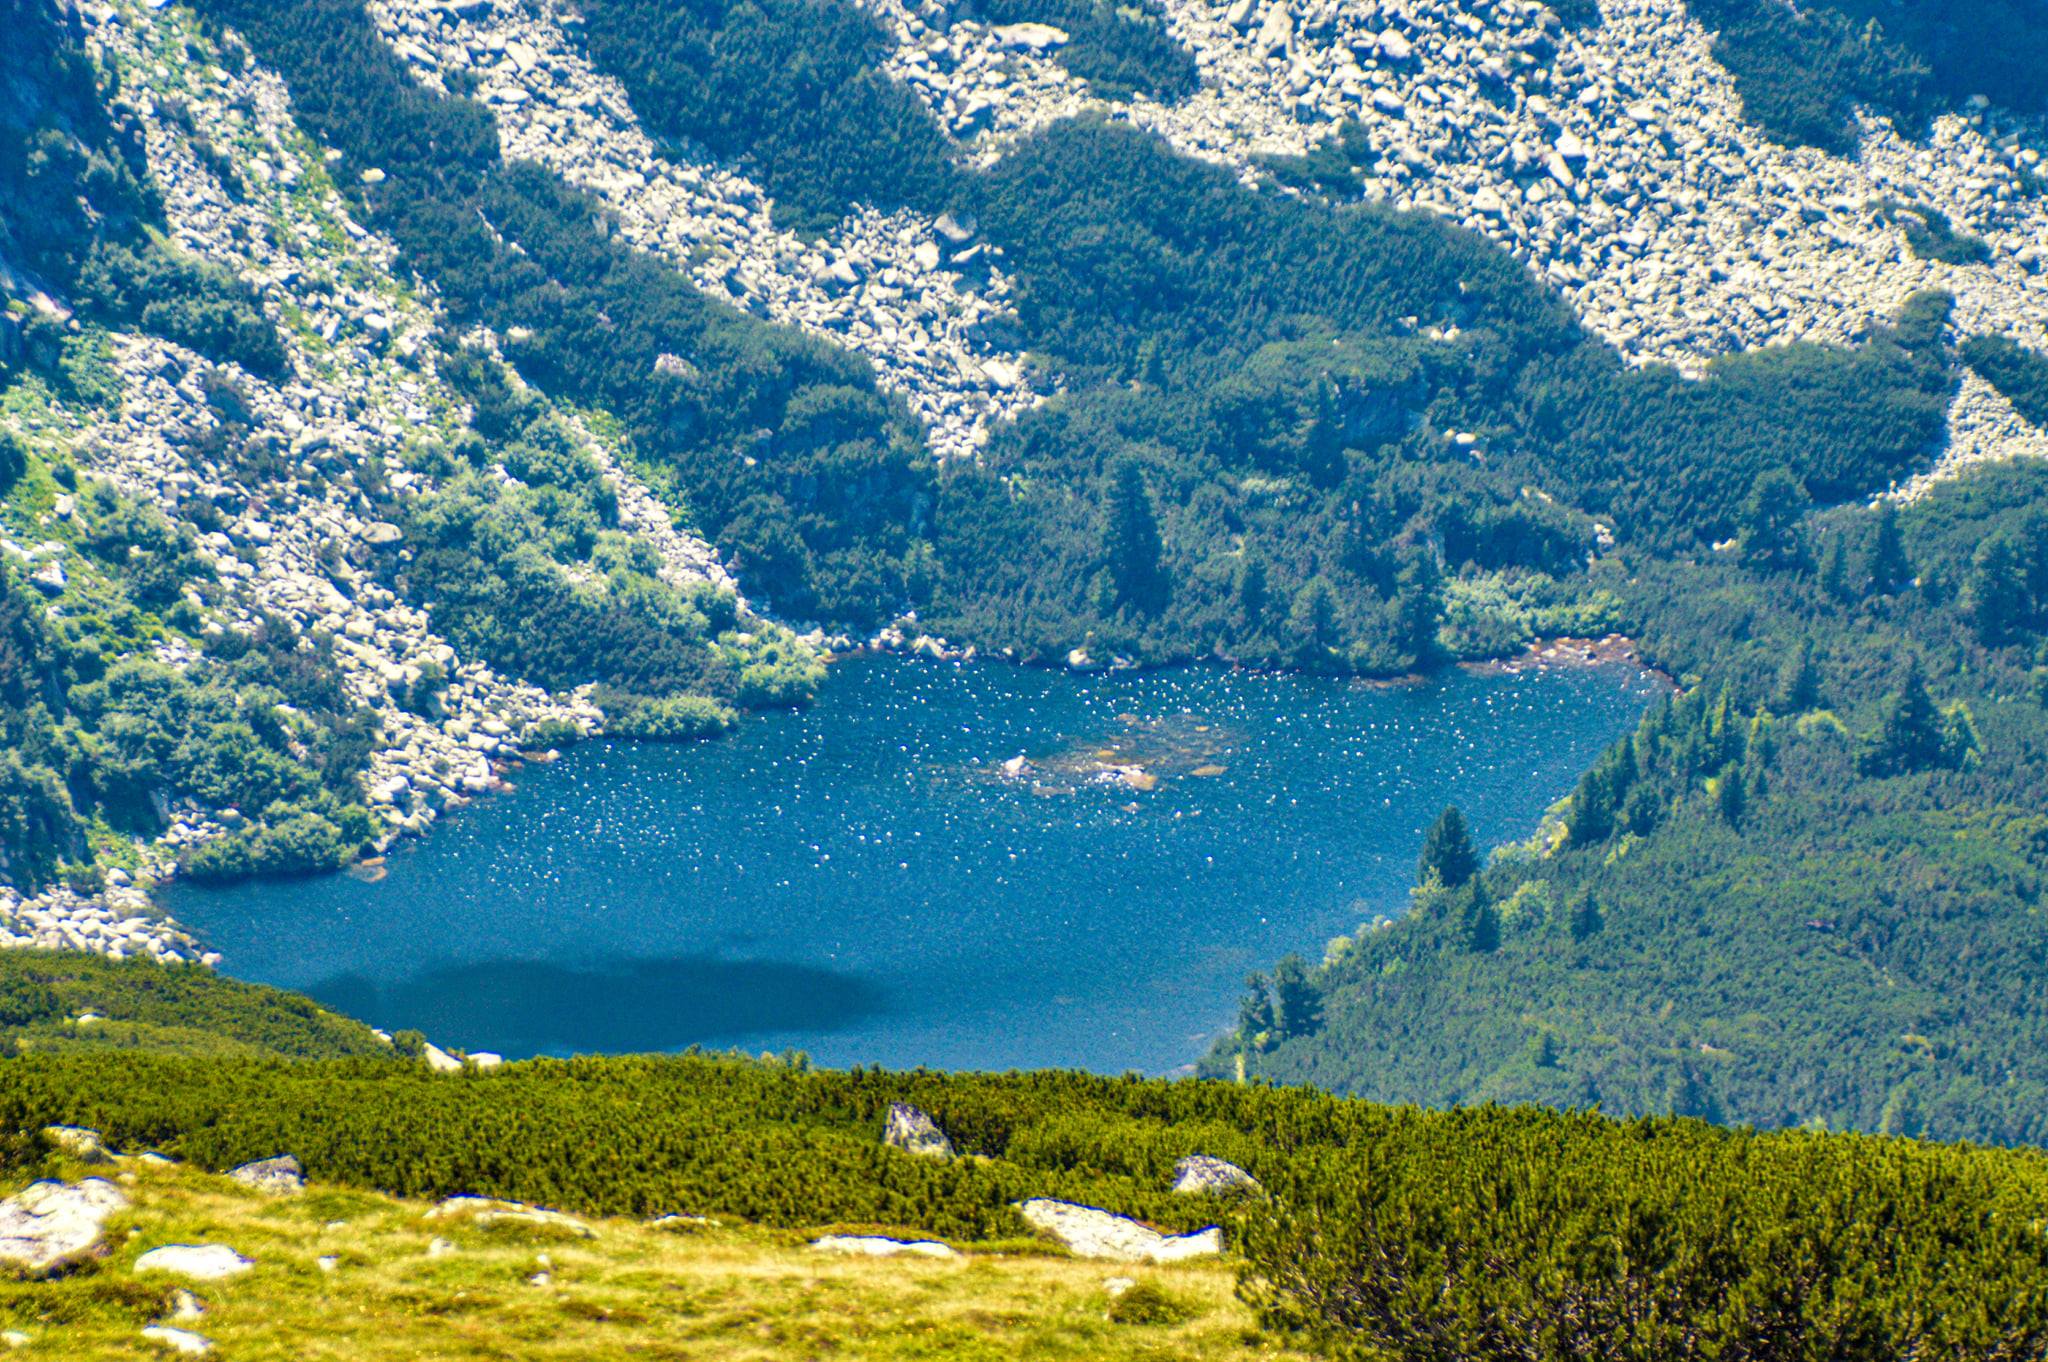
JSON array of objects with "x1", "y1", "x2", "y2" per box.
[
  {"x1": 575, "y1": 0, "x2": 960, "y2": 234},
  {"x1": 1238, "y1": 1107, "x2": 2048, "y2": 1362},
  {"x1": 1417, "y1": 805, "x2": 1477, "y2": 887},
  {"x1": 1099, "y1": 456, "x2": 1165, "y2": 613},
  {"x1": 0, "y1": 433, "x2": 24, "y2": 494},
  {"x1": 1963, "y1": 334, "x2": 2048, "y2": 428},
  {"x1": 1735, "y1": 467, "x2": 1808, "y2": 571},
  {"x1": 1866, "y1": 497, "x2": 1911, "y2": 594},
  {"x1": 1218, "y1": 460, "x2": 2048, "y2": 1144},
  {"x1": 201, "y1": 0, "x2": 932, "y2": 629},
  {"x1": 1257, "y1": 121, "x2": 1377, "y2": 200},
  {"x1": 0, "y1": 547, "x2": 376, "y2": 889},
  {"x1": 73, "y1": 239, "x2": 289, "y2": 379},
  {"x1": 1881, "y1": 201, "x2": 1993, "y2": 266},
  {"x1": 0, "y1": 949, "x2": 385, "y2": 1058},
  {"x1": 1688, "y1": 0, "x2": 2048, "y2": 152},
  {"x1": 977, "y1": 0, "x2": 1199, "y2": 104}
]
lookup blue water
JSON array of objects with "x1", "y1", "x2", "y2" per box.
[{"x1": 166, "y1": 657, "x2": 1662, "y2": 1072}]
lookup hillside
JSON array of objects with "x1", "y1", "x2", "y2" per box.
[
  {"x1": 7, "y1": 1149, "x2": 1287, "y2": 1361},
  {"x1": 7, "y1": 1030, "x2": 2048, "y2": 1359},
  {"x1": 0, "y1": 0, "x2": 2046, "y2": 1150}
]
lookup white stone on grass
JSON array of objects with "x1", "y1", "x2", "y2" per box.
[
  {"x1": 810, "y1": 1235, "x2": 958, "y2": 1259},
  {"x1": 1016, "y1": 1199, "x2": 1221, "y2": 1263},
  {"x1": 140, "y1": 1325, "x2": 213, "y2": 1356},
  {"x1": 41, "y1": 1127, "x2": 115, "y2": 1164},
  {"x1": 134, "y1": 1244, "x2": 253, "y2": 1280},
  {"x1": 227, "y1": 1155, "x2": 304, "y2": 1195},
  {"x1": 0, "y1": 1180, "x2": 129, "y2": 1276}
]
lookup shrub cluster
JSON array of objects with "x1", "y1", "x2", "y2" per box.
[{"x1": 3, "y1": 1045, "x2": 2047, "y2": 1360}]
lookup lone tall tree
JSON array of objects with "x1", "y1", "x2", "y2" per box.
[
  {"x1": 1867, "y1": 500, "x2": 1910, "y2": 595},
  {"x1": 1736, "y1": 468, "x2": 1809, "y2": 572},
  {"x1": 1419, "y1": 805, "x2": 1479, "y2": 888},
  {"x1": 1101, "y1": 457, "x2": 1165, "y2": 611}
]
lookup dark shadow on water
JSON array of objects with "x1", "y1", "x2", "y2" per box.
[{"x1": 305, "y1": 956, "x2": 892, "y2": 1057}]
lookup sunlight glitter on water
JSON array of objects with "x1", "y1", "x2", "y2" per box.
[{"x1": 168, "y1": 657, "x2": 1664, "y2": 1072}]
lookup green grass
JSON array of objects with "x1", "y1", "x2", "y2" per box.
[{"x1": 5, "y1": 1154, "x2": 1297, "y2": 1361}]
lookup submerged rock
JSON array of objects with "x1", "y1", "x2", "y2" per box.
[
  {"x1": 883, "y1": 1103, "x2": 957, "y2": 1159},
  {"x1": 1015, "y1": 1199, "x2": 1222, "y2": 1262}
]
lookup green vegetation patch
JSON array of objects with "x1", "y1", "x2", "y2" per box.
[
  {"x1": 1688, "y1": 0, "x2": 2048, "y2": 153},
  {"x1": 1962, "y1": 333, "x2": 2048, "y2": 427},
  {"x1": 0, "y1": 948, "x2": 385, "y2": 1058},
  {"x1": 4, "y1": 1047, "x2": 2048, "y2": 1360}
]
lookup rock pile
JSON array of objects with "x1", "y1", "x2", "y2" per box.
[{"x1": 365, "y1": 0, "x2": 1046, "y2": 462}]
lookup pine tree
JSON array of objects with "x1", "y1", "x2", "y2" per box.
[
  {"x1": 1465, "y1": 885, "x2": 1500, "y2": 954},
  {"x1": 1772, "y1": 639, "x2": 1820, "y2": 712},
  {"x1": 1964, "y1": 534, "x2": 2029, "y2": 646},
  {"x1": 1736, "y1": 468, "x2": 1809, "y2": 571},
  {"x1": 1271, "y1": 954, "x2": 1320, "y2": 1037},
  {"x1": 1101, "y1": 457, "x2": 1165, "y2": 612},
  {"x1": 1866, "y1": 659, "x2": 1944, "y2": 775},
  {"x1": 1419, "y1": 805, "x2": 1479, "y2": 888},
  {"x1": 1867, "y1": 500, "x2": 1910, "y2": 596}
]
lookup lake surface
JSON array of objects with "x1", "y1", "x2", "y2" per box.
[{"x1": 168, "y1": 657, "x2": 1663, "y2": 1072}]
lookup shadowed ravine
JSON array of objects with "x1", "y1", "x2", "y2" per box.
[{"x1": 167, "y1": 657, "x2": 1663, "y2": 1071}]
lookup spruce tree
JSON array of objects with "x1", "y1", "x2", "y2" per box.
[
  {"x1": 1818, "y1": 533, "x2": 1849, "y2": 600},
  {"x1": 1964, "y1": 534, "x2": 2028, "y2": 645},
  {"x1": 1867, "y1": 659, "x2": 1943, "y2": 774},
  {"x1": 1419, "y1": 805, "x2": 1479, "y2": 888},
  {"x1": 1101, "y1": 457, "x2": 1165, "y2": 612},
  {"x1": 1465, "y1": 885, "x2": 1500, "y2": 954},
  {"x1": 1867, "y1": 500, "x2": 1910, "y2": 595},
  {"x1": 1736, "y1": 468, "x2": 1809, "y2": 571}
]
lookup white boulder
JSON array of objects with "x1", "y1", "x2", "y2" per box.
[
  {"x1": 134, "y1": 1244, "x2": 253, "y2": 1281},
  {"x1": 1015, "y1": 1199, "x2": 1222, "y2": 1262},
  {"x1": 810, "y1": 1235, "x2": 957, "y2": 1259},
  {"x1": 0, "y1": 1179, "x2": 129, "y2": 1276}
]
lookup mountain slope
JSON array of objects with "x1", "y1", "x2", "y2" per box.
[{"x1": 1, "y1": 0, "x2": 2047, "y2": 1145}]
